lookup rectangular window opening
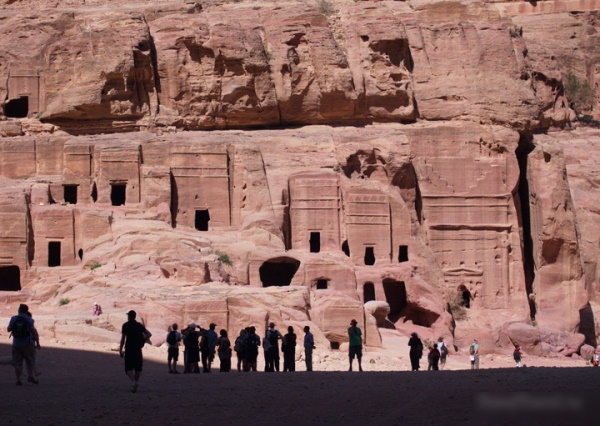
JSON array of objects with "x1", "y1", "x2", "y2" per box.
[
  {"x1": 364, "y1": 246, "x2": 375, "y2": 266},
  {"x1": 316, "y1": 279, "x2": 328, "y2": 290}
]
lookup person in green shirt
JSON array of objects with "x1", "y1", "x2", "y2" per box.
[{"x1": 348, "y1": 319, "x2": 363, "y2": 372}]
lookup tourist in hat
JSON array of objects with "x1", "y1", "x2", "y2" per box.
[{"x1": 119, "y1": 310, "x2": 151, "y2": 393}]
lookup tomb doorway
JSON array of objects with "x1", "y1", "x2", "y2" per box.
[
  {"x1": 195, "y1": 209, "x2": 210, "y2": 231},
  {"x1": 64, "y1": 185, "x2": 78, "y2": 204},
  {"x1": 398, "y1": 245, "x2": 408, "y2": 262},
  {"x1": 309, "y1": 232, "x2": 320, "y2": 253},
  {"x1": 0, "y1": 265, "x2": 21, "y2": 291},
  {"x1": 364, "y1": 247, "x2": 375, "y2": 265},
  {"x1": 382, "y1": 279, "x2": 407, "y2": 323},
  {"x1": 110, "y1": 183, "x2": 126, "y2": 206},
  {"x1": 459, "y1": 285, "x2": 472, "y2": 308},
  {"x1": 4, "y1": 96, "x2": 28, "y2": 118},
  {"x1": 259, "y1": 257, "x2": 301, "y2": 287},
  {"x1": 363, "y1": 282, "x2": 375, "y2": 303},
  {"x1": 48, "y1": 241, "x2": 61, "y2": 267}
]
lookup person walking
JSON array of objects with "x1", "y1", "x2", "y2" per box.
[
  {"x1": 469, "y1": 339, "x2": 480, "y2": 370},
  {"x1": 513, "y1": 344, "x2": 523, "y2": 368},
  {"x1": 437, "y1": 337, "x2": 448, "y2": 370},
  {"x1": 216, "y1": 329, "x2": 232, "y2": 372},
  {"x1": 266, "y1": 322, "x2": 282, "y2": 372},
  {"x1": 408, "y1": 332, "x2": 423, "y2": 371},
  {"x1": 428, "y1": 343, "x2": 441, "y2": 371},
  {"x1": 166, "y1": 323, "x2": 182, "y2": 374},
  {"x1": 7, "y1": 304, "x2": 38, "y2": 385},
  {"x1": 119, "y1": 310, "x2": 151, "y2": 393},
  {"x1": 348, "y1": 319, "x2": 363, "y2": 372},
  {"x1": 282, "y1": 326, "x2": 297, "y2": 372},
  {"x1": 303, "y1": 326, "x2": 315, "y2": 372}
]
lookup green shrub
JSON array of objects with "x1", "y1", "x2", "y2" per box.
[
  {"x1": 59, "y1": 298, "x2": 70, "y2": 306},
  {"x1": 564, "y1": 71, "x2": 596, "y2": 113},
  {"x1": 215, "y1": 250, "x2": 233, "y2": 266},
  {"x1": 90, "y1": 262, "x2": 101, "y2": 270}
]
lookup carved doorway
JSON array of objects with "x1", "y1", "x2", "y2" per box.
[
  {"x1": 0, "y1": 265, "x2": 21, "y2": 291},
  {"x1": 259, "y1": 257, "x2": 301, "y2": 287},
  {"x1": 382, "y1": 279, "x2": 407, "y2": 323},
  {"x1": 363, "y1": 282, "x2": 375, "y2": 303},
  {"x1": 48, "y1": 241, "x2": 61, "y2": 267},
  {"x1": 195, "y1": 209, "x2": 210, "y2": 231},
  {"x1": 110, "y1": 183, "x2": 126, "y2": 206}
]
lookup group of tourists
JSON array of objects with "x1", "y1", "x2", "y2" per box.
[
  {"x1": 6, "y1": 304, "x2": 547, "y2": 394},
  {"x1": 165, "y1": 321, "x2": 317, "y2": 376},
  {"x1": 407, "y1": 332, "x2": 449, "y2": 371}
]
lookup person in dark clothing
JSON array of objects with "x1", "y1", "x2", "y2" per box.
[
  {"x1": 201, "y1": 323, "x2": 218, "y2": 373},
  {"x1": 119, "y1": 310, "x2": 151, "y2": 393},
  {"x1": 183, "y1": 323, "x2": 201, "y2": 373},
  {"x1": 427, "y1": 343, "x2": 441, "y2": 371},
  {"x1": 216, "y1": 329, "x2": 232, "y2": 372},
  {"x1": 266, "y1": 322, "x2": 282, "y2": 372},
  {"x1": 408, "y1": 332, "x2": 423, "y2": 371},
  {"x1": 282, "y1": 326, "x2": 297, "y2": 372},
  {"x1": 234, "y1": 329, "x2": 247, "y2": 372},
  {"x1": 244, "y1": 326, "x2": 261, "y2": 372}
]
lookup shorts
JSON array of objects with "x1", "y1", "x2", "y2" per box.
[
  {"x1": 168, "y1": 347, "x2": 179, "y2": 362},
  {"x1": 124, "y1": 349, "x2": 143, "y2": 372},
  {"x1": 349, "y1": 345, "x2": 362, "y2": 359},
  {"x1": 12, "y1": 345, "x2": 35, "y2": 367}
]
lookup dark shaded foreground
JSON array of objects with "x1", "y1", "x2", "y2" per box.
[{"x1": 0, "y1": 343, "x2": 597, "y2": 425}]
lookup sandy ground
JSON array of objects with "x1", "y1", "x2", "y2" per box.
[{"x1": 2, "y1": 330, "x2": 598, "y2": 426}]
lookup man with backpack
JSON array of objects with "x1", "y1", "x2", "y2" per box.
[
  {"x1": 469, "y1": 339, "x2": 480, "y2": 370},
  {"x1": 7, "y1": 304, "x2": 38, "y2": 385},
  {"x1": 166, "y1": 323, "x2": 182, "y2": 374},
  {"x1": 119, "y1": 310, "x2": 152, "y2": 393}
]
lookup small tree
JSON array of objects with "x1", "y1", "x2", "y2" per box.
[{"x1": 564, "y1": 71, "x2": 596, "y2": 113}]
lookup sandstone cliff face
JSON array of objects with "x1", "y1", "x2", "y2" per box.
[
  {"x1": 0, "y1": 0, "x2": 599, "y2": 354},
  {"x1": 1, "y1": 1, "x2": 587, "y2": 130}
]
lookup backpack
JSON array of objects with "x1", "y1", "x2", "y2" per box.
[
  {"x1": 469, "y1": 344, "x2": 475, "y2": 355},
  {"x1": 167, "y1": 331, "x2": 178, "y2": 346},
  {"x1": 268, "y1": 330, "x2": 279, "y2": 346},
  {"x1": 11, "y1": 316, "x2": 31, "y2": 339},
  {"x1": 440, "y1": 343, "x2": 449, "y2": 357}
]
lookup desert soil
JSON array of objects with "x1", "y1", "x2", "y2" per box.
[{"x1": 1, "y1": 330, "x2": 597, "y2": 425}]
